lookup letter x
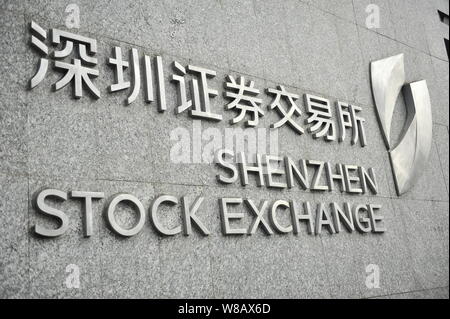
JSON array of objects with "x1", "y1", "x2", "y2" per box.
[{"x1": 245, "y1": 199, "x2": 273, "y2": 235}]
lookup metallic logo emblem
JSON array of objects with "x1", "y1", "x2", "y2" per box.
[{"x1": 370, "y1": 54, "x2": 433, "y2": 196}]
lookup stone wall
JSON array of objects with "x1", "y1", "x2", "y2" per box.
[{"x1": 0, "y1": 0, "x2": 448, "y2": 298}]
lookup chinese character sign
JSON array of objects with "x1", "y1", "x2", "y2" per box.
[{"x1": 28, "y1": 21, "x2": 367, "y2": 147}]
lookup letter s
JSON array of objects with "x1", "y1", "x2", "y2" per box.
[
  {"x1": 215, "y1": 149, "x2": 238, "y2": 184},
  {"x1": 33, "y1": 188, "x2": 69, "y2": 237}
]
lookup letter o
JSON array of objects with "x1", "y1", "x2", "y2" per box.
[{"x1": 106, "y1": 193, "x2": 146, "y2": 237}]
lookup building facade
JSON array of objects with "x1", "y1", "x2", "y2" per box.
[{"x1": 0, "y1": 0, "x2": 448, "y2": 298}]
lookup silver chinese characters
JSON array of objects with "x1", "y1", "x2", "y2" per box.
[{"x1": 28, "y1": 21, "x2": 367, "y2": 147}]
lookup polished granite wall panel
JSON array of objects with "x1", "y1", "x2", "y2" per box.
[
  {"x1": 387, "y1": 0, "x2": 431, "y2": 54},
  {"x1": 430, "y1": 56, "x2": 450, "y2": 127},
  {"x1": 434, "y1": 125, "x2": 449, "y2": 194},
  {"x1": 392, "y1": 199, "x2": 449, "y2": 291},
  {"x1": 0, "y1": 0, "x2": 448, "y2": 298},
  {"x1": 0, "y1": 173, "x2": 29, "y2": 298},
  {"x1": 419, "y1": 0, "x2": 449, "y2": 61},
  {"x1": 0, "y1": 10, "x2": 28, "y2": 175}
]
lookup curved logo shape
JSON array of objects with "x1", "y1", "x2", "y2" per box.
[{"x1": 370, "y1": 54, "x2": 432, "y2": 196}]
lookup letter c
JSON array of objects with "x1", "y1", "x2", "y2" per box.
[{"x1": 150, "y1": 195, "x2": 182, "y2": 236}]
